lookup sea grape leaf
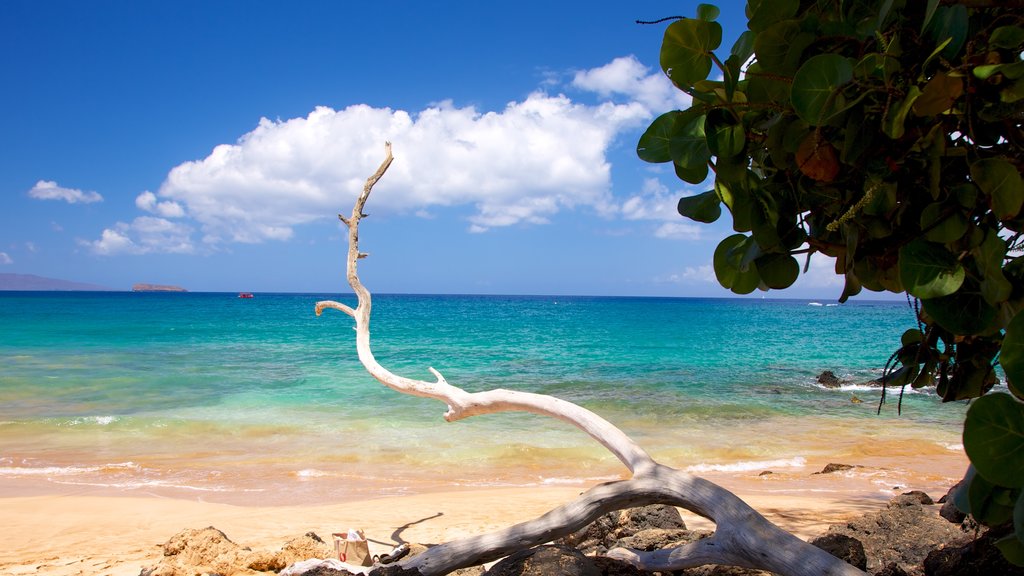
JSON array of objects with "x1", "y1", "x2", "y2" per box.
[
  {"x1": 705, "y1": 108, "x2": 745, "y2": 158},
  {"x1": 995, "y1": 534, "x2": 1024, "y2": 567},
  {"x1": 756, "y1": 253, "x2": 800, "y2": 289},
  {"x1": 696, "y1": 3, "x2": 720, "y2": 22},
  {"x1": 899, "y1": 239, "x2": 965, "y2": 299},
  {"x1": 972, "y1": 158, "x2": 1024, "y2": 221},
  {"x1": 922, "y1": 289, "x2": 996, "y2": 336},
  {"x1": 884, "y1": 86, "x2": 922, "y2": 139},
  {"x1": 661, "y1": 18, "x2": 723, "y2": 89},
  {"x1": 920, "y1": 202, "x2": 967, "y2": 243},
  {"x1": 795, "y1": 134, "x2": 840, "y2": 182},
  {"x1": 1017, "y1": 491, "x2": 1024, "y2": 544},
  {"x1": 925, "y1": 4, "x2": 968, "y2": 60},
  {"x1": 669, "y1": 110, "x2": 711, "y2": 183},
  {"x1": 991, "y1": 26, "x2": 1024, "y2": 49},
  {"x1": 1001, "y1": 312, "x2": 1024, "y2": 395},
  {"x1": 714, "y1": 234, "x2": 760, "y2": 294},
  {"x1": 678, "y1": 190, "x2": 722, "y2": 224},
  {"x1": 913, "y1": 72, "x2": 964, "y2": 116},
  {"x1": 637, "y1": 111, "x2": 679, "y2": 163},
  {"x1": 747, "y1": 0, "x2": 799, "y2": 32},
  {"x1": 968, "y1": 471, "x2": 1015, "y2": 525},
  {"x1": 731, "y1": 30, "x2": 755, "y2": 62},
  {"x1": 963, "y1": 393, "x2": 1024, "y2": 488},
  {"x1": 791, "y1": 54, "x2": 854, "y2": 126}
]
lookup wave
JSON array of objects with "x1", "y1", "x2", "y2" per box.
[
  {"x1": 685, "y1": 456, "x2": 807, "y2": 474},
  {"x1": 0, "y1": 461, "x2": 139, "y2": 476}
]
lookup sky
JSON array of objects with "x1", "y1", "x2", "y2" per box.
[{"x1": 0, "y1": 0, "x2": 866, "y2": 299}]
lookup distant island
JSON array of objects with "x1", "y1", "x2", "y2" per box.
[
  {"x1": 132, "y1": 283, "x2": 188, "y2": 292},
  {"x1": 0, "y1": 273, "x2": 115, "y2": 291}
]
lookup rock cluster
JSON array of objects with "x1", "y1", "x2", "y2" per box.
[{"x1": 139, "y1": 493, "x2": 1024, "y2": 576}]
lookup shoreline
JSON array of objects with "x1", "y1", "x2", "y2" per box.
[{"x1": 0, "y1": 450, "x2": 968, "y2": 576}]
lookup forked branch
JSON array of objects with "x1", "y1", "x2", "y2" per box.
[{"x1": 317, "y1": 144, "x2": 864, "y2": 576}]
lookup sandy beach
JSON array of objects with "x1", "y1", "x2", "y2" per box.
[{"x1": 0, "y1": 449, "x2": 967, "y2": 576}]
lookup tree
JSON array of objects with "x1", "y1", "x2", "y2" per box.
[
  {"x1": 316, "y1": 143, "x2": 865, "y2": 575},
  {"x1": 636, "y1": 0, "x2": 1024, "y2": 563}
]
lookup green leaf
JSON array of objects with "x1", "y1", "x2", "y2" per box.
[
  {"x1": 884, "y1": 86, "x2": 922, "y2": 139},
  {"x1": 756, "y1": 253, "x2": 800, "y2": 289},
  {"x1": 791, "y1": 54, "x2": 854, "y2": 126},
  {"x1": 730, "y1": 30, "x2": 755, "y2": 63},
  {"x1": 1001, "y1": 312, "x2": 1024, "y2": 396},
  {"x1": 747, "y1": 0, "x2": 799, "y2": 33},
  {"x1": 972, "y1": 158, "x2": 1024, "y2": 221},
  {"x1": 1016, "y1": 491, "x2": 1024, "y2": 544},
  {"x1": 637, "y1": 111, "x2": 679, "y2": 163},
  {"x1": 995, "y1": 534, "x2": 1024, "y2": 567},
  {"x1": 899, "y1": 239, "x2": 965, "y2": 299},
  {"x1": 925, "y1": 4, "x2": 968, "y2": 60},
  {"x1": 968, "y1": 471, "x2": 1015, "y2": 525},
  {"x1": 963, "y1": 393, "x2": 1024, "y2": 488},
  {"x1": 952, "y1": 466, "x2": 975, "y2": 514},
  {"x1": 991, "y1": 26, "x2": 1024, "y2": 50},
  {"x1": 669, "y1": 111, "x2": 711, "y2": 183},
  {"x1": 661, "y1": 18, "x2": 723, "y2": 88},
  {"x1": 921, "y1": 0, "x2": 940, "y2": 35},
  {"x1": 920, "y1": 202, "x2": 967, "y2": 243},
  {"x1": 705, "y1": 108, "x2": 745, "y2": 158},
  {"x1": 714, "y1": 234, "x2": 760, "y2": 294},
  {"x1": 678, "y1": 190, "x2": 722, "y2": 224},
  {"x1": 922, "y1": 289, "x2": 997, "y2": 336},
  {"x1": 696, "y1": 3, "x2": 720, "y2": 22}
]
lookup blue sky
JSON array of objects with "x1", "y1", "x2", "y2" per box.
[{"x1": 1, "y1": 0, "x2": 860, "y2": 298}]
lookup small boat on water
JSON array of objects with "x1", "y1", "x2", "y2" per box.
[{"x1": 238, "y1": 292, "x2": 254, "y2": 299}]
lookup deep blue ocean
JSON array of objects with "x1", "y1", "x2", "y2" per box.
[{"x1": 0, "y1": 292, "x2": 970, "y2": 504}]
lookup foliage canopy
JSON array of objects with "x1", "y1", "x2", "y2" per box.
[{"x1": 639, "y1": 0, "x2": 1024, "y2": 562}]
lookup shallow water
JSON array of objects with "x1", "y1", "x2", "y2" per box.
[{"x1": 0, "y1": 292, "x2": 970, "y2": 504}]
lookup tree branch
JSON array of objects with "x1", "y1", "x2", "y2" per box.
[{"x1": 317, "y1": 143, "x2": 865, "y2": 576}]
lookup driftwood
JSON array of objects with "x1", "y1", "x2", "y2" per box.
[{"x1": 315, "y1": 143, "x2": 865, "y2": 576}]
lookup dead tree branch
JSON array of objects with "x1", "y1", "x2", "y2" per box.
[{"x1": 316, "y1": 143, "x2": 864, "y2": 576}]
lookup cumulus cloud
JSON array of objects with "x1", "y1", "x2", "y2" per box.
[
  {"x1": 654, "y1": 221, "x2": 702, "y2": 240},
  {"x1": 87, "y1": 57, "x2": 691, "y2": 254},
  {"x1": 572, "y1": 56, "x2": 691, "y2": 113},
  {"x1": 84, "y1": 217, "x2": 194, "y2": 255},
  {"x1": 28, "y1": 180, "x2": 103, "y2": 203},
  {"x1": 0, "y1": 252, "x2": 12, "y2": 265},
  {"x1": 662, "y1": 264, "x2": 717, "y2": 285},
  {"x1": 135, "y1": 191, "x2": 185, "y2": 218}
]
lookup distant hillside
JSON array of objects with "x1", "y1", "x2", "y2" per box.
[
  {"x1": 131, "y1": 283, "x2": 187, "y2": 292},
  {"x1": 0, "y1": 273, "x2": 117, "y2": 291}
]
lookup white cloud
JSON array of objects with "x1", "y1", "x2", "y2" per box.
[
  {"x1": 140, "y1": 94, "x2": 648, "y2": 245},
  {"x1": 654, "y1": 221, "x2": 702, "y2": 240},
  {"x1": 794, "y1": 251, "x2": 844, "y2": 289},
  {"x1": 84, "y1": 217, "x2": 194, "y2": 255},
  {"x1": 90, "y1": 56, "x2": 692, "y2": 253},
  {"x1": 572, "y1": 56, "x2": 691, "y2": 113},
  {"x1": 662, "y1": 264, "x2": 716, "y2": 284},
  {"x1": 28, "y1": 180, "x2": 103, "y2": 204},
  {"x1": 135, "y1": 191, "x2": 185, "y2": 218},
  {"x1": 0, "y1": 252, "x2": 12, "y2": 265},
  {"x1": 621, "y1": 178, "x2": 680, "y2": 221}
]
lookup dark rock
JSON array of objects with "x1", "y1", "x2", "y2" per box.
[
  {"x1": 937, "y1": 482, "x2": 967, "y2": 525},
  {"x1": 818, "y1": 370, "x2": 842, "y2": 388},
  {"x1": 482, "y1": 545, "x2": 598, "y2": 576},
  {"x1": 370, "y1": 565, "x2": 423, "y2": 576},
  {"x1": 814, "y1": 463, "x2": 857, "y2": 475},
  {"x1": 810, "y1": 533, "x2": 868, "y2": 570},
  {"x1": 559, "y1": 505, "x2": 686, "y2": 553},
  {"x1": 889, "y1": 491, "x2": 934, "y2": 507},
  {"x1": 874, "y1": 563, "x2": 911, "y2": 576},
  {"x1": 615, "y1": 528, "x2": 710, "y2": 552},
  {"x1": 302, "y1": 568, "x2": 359, "y2": 576},
  {"x1": 679, "y1": 566, "x2": 772, "y2": 575},
  {"x1": 816, "y1": 493, "x2": 970, "y2": 574},
  {"x1": 922, "y1": 526, "x2": 1024, "y2": 576},
  {"x1": 758, "y1": 470, "x2": 773, "y2": 476},
  {"x1": 589, "y1": 556, "x2": 645, "y2": 576}
]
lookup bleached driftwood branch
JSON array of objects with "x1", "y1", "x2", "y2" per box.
[{"x1": 316, "y1": 143, "x2": 864, "y2": 576}]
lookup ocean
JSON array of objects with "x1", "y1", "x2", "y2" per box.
[{"x1": 0, "y1": 292, "x2": 970, "y2": 505}]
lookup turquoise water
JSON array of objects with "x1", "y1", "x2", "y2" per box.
[{"x1": 0, "y1": 292, "x2": 969, "y2": 504}]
